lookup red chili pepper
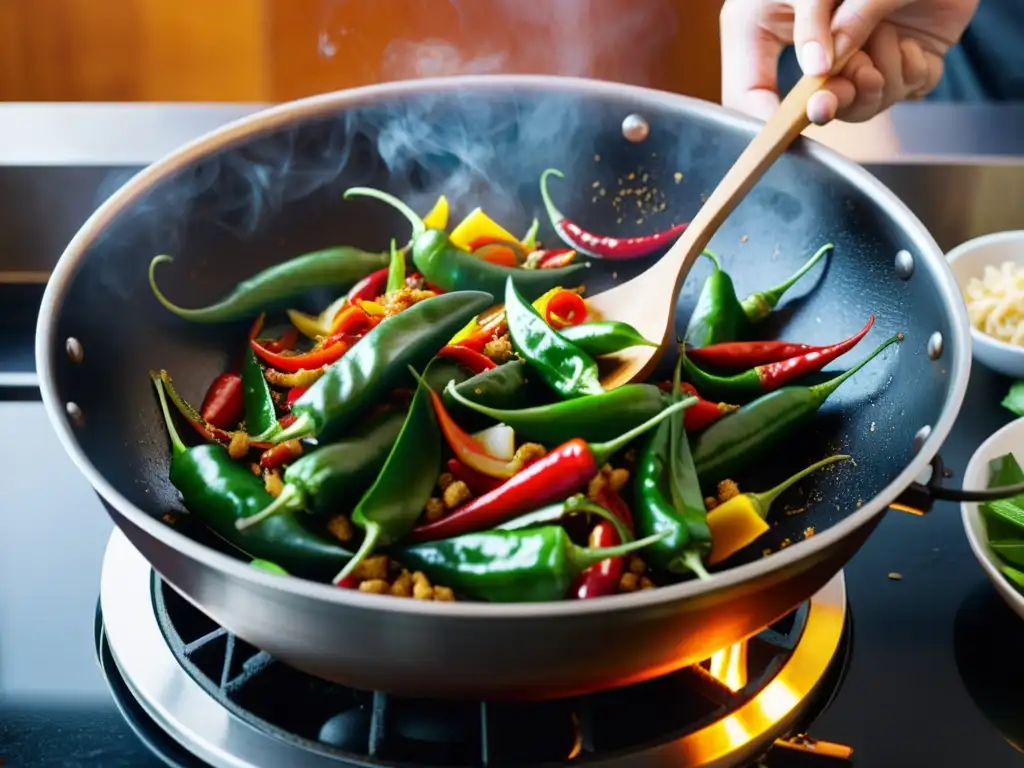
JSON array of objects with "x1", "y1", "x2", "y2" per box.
[
  {"x1": 250, "y1": 335, "x2": 352, "y2": 373},
  {"x1": 336, "y1": 574, "x2": 359, "y2": 589},
  {"x1": 347, "y1": 267, "x2": 390, "y2": 304},
  {"x1": 681, "y1": 315, "x2": 877, "y2": 401},
  {"x1": 544, "y1": 290, "x2": 587, "y2": 329},
  {"x1": 259, "y1": 439, "x2": 304, "y2": 470},
  {"x1": 536, "y1": 249, "x2": 578, "y2": 269},
  {"x1": 408, "y1": 400, "x2": 685, "y2": 542},
  {"x1": 437, "y1": 345, "x2": 497, "y2": 374},
  {"x1": 422, "y1": 383, "x2": 519, "y2": 479},
  {"x1": 199, "y1": 373, "x2": 245, "y2": 429},
  {"x1": 157, "y1": 370, "x2": 272, "y2": 450},
  {"x1": 657, "y1": 381, "x2": 738, "y2": 431},
  {"x1": 278, "y1": 413, "x2": 298, "y2": 430},
  {"x1": 262, "y1": 327, "x2": 299, "y2": 354},
  {"x1": 447, "y1": 459, "x2": 504, "y2": 495},
  {"x1": 540, "y1": 169, "x2": 687, "y2": 260},
  {"x1": 686, "y1": 334, "x2": 854, "y2": 370},
  {"x1": 455, "y1": 314, "x2": 508, "y2": 353},
  {"x1": 330, "y1": 304, "x2": 374, "y2": 336},
  {"x1": 574, "y1": 488, "x2": 635, "y2": 599},
  {"x1": 285, "y1": 386, "x2": 308, "y2": 409}
]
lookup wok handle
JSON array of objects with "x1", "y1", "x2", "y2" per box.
[{"x1": 892, "y1": 454, "x2": 1024, "y2": 513}]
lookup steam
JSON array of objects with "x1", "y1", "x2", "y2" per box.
[{"x1": 87, "y1": 0, "x2": 675, "y2": 299}]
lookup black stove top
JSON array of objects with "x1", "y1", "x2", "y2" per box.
[{"x1": 3, "y1": 360, "x2": 1024, "y2": 766}]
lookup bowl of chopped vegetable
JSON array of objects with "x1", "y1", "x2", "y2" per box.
[
  {"x1": 963, "y1": 416, "x2": 1024, "y2": 620},
  {"x1": 948, "y1": 230, "x2": 1024, "y2": 379},
  {"x1": 37, "y1": 75, "x2": 1011, "y2": 700}
]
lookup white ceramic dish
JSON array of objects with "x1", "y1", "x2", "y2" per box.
[
  {"x1": 962, "y1": 416, "x2": 1024, "y2": 621},
  {"x1": 946, "y1": 230, "x2": 1024, "y2": 379}
]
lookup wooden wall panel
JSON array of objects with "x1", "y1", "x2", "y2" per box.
[
  {"x1": 265, "y1": 0, "x2": 722, "y2": 103},
  {"x1": 0, "y1": 0, "x2": 265, "y2": 101},
  {"x1": 0, "y1": 1, "x2": 721, "y2": 103}
]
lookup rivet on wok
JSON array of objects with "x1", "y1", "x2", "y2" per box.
[
  {"x1": 913, "y1": 425, "x2": 932, "y2": 451},
  {"x1": 65, "y1": 337, "x2": 84, "y2": 364},
  {"x1": 927, "y1": 331, "x2": 944, "y2": 360},
  {"x1": 894, "y1": 249, "x2": 915, "y2": 280},
  {"x1": 66, "y1": 402, "x2": 84, "y2": 428},
  {"x1": 622, "y1": 114, "x2": 650, "y2": 143}
]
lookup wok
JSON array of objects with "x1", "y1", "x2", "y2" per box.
[{"x1": 35, "y1": 75, "x2": 1007, "y2": 700}]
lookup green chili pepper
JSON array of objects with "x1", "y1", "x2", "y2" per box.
[
  {"x1": 441, "y1": 360, "x2": 534, "y2": 431},
  {"x1": 332, "y1": 366, "x2": 443, "y2": 585},
  {"x1": 236, "y1": 358, "x2": 472, "y2": 532},
  {"x1": 274, "y1": 291, "x2": 493, "y2": 444},
  {"x1": 150, "y1": 372, "x2": 351, "y2": 580},
  {"x1": 739, "y1": 243, "x2": 833, "y2": 323},
  {"x1": 634, "y1": 353, "x2": 712, "y2": 576},
  {"x1": 684, "y1": 250, "x2": 749, "y2": 348},
  {"x1": 692, "y1": 334, "x2": 903, "y2": 487},
  {"x1": 343, "y1": 187, "x2": 587, "y2": 302},
  {"x1": 504, "y1": 276, "x2": 603, "y2": 398},
  {"x1": 557, "y1": 320, "x2": 657, "y2": 357},
  {"x1": 234, "y1": 408, "x2": 408, "y2": 531},
  {"x1": 242, "y1": 346, "x2": 280, "y2": 441},
  {"x1": 496, "y1": 494, "x2": 632, "y2": 543},
  {"x1": 385, "y1": 238, "x2": 405, "y2": 294},
  {"x1": 250, "y1": 559, "x2": 289, "y2": 575},
  {"x1": 444, "y1": 380, "x2": 667, "y2": 445},
  {"x1": 148, "y1": 247, "x2": 390, "y2": 323},
  {"x1": 394, "y1": 526, "x2": 666, "y2": 603}
]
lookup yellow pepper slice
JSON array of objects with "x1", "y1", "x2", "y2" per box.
[
  {"x1": 358, "y1": 300, "x2": 386, "y2": 317},
  {"x1": 450, "y1": 207, "x2": 518, "y2": 251},
  {"x1": 287, "y1": 293, "x2": 349, "y2": 340},
  {"x1": 705, "y1": 454, "x2": 850, "y2": 565},
  {"x1": 705, "y1": 496, "x2": 770, "y2": 566},
  {"x1": 423, "y1": 195, "x2": 449, "y2": 230}
]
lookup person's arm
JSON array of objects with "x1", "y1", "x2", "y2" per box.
[{"x1": 719, "y1": 0, "x2": 980, "y2": 124}]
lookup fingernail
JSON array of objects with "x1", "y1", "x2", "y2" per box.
[
  {"x1": 807, "y1": 91, "x2": 834, "y2": 125},
  {"x1": 800, "y1": 41, "x2": 830, "y2": 76}
]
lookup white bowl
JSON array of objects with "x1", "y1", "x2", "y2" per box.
[
  {"x1": 947, "y1": 230, "x2": 1024, "y2": 379},
  {"x1": 962, "y1": 416, "x2": 1024, "y2": 621}
]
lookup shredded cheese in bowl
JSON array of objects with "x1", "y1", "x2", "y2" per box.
[{"x1": 964, "y1": 261, "x2": 1024, "y2": 346}]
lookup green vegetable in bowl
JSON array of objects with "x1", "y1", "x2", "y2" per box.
[
  {"x1": 1001, "y1": 380, "x2": 1024, "y2": 417},
  {"x1": 982, "y1": 451, "x2": 1024, "y2": 591}
]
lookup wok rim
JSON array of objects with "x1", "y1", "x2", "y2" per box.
[{"x1": 36, "y1": 73, "x2": 971, "y2": 618}]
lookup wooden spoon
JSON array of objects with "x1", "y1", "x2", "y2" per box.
[{"x1": 589, "y1": 74, "x2": 832, "y2": 390}]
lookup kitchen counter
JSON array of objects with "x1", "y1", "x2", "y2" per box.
[{"x1": 3, "y1": 98, "x2": 1024, "y2": 766}]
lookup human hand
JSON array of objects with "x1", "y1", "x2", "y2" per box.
[{"x1": 720, "y1": 0, "x2": 980, "y2": 124}]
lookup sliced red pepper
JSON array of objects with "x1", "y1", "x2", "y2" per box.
[
  {"x1": 199, "y1": 373, "x2": 244, "y2": 429},
  {"x1": 250, "y1": 335, "x2": 352, "y2": 373},
  {"x1": 285, "y1": 386, "x2": 308, "y2": 409},
  {"x1": 446, "y1": 458, "x2": 504, "y2": 496},
  {"x1": 438, "y1": 345, "x2": 497, "y2": 374},
  {"x1": 422, "y1": 384, "x2": 521, "y2": 479},
  {"x1": 260, "y1": 439, "x2": 304, "y2": 470},
  {"x1": 538, "y1": 249, "x2": 578, "y2": 269},
  {"x1": 262, "y1": 327, "x2": 299, "y2": 354},
  {"x1": 330, "y1": 304, "x2": 374, "y2": 336},
  {"x1": 278, "y1": 413, "x2": 298, "y2": 430},
  {"x1": 347, "y1": 267, "x2": 390, "y2": 304},
  {"x1": 454, "y1": 314, "x2": 508, "y2": 353},
  {"x1": 545, "y1": 290, "x2": 587, "y2": 329},
  {"x1": 336, "y1": 574, "x2": 359, "y2": 589}
]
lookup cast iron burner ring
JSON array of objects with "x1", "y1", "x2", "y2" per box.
[{"x1": 97, "y1": 530, "x2": 852, "y2": 767}]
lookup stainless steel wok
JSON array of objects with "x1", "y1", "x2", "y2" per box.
[{"x1": 35, "y1": 75, "x2": 991, "y2": 700}]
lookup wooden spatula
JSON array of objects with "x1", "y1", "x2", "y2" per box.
[{"x1": 589, "y1": 73, "x2": 832, "y2": 389}]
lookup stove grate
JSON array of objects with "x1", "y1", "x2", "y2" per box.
[{"x1": 152, "y1": 575, "x2": 841, "y2": 767}]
